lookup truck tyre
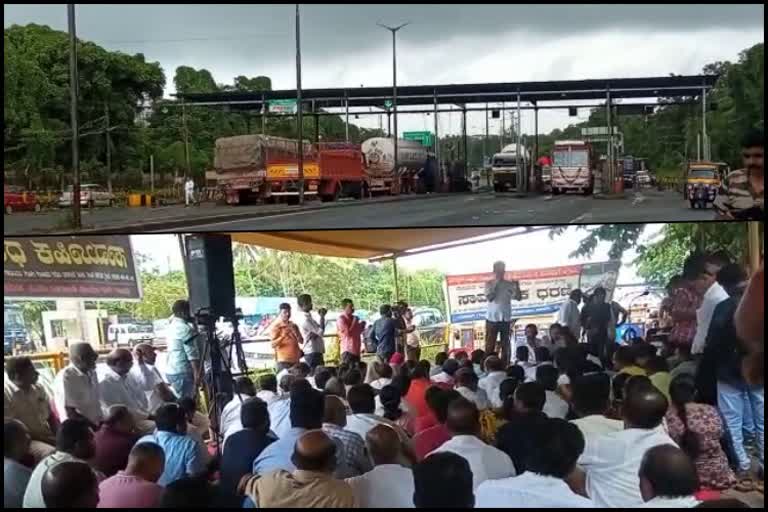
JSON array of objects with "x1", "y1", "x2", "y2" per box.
[{"x1": 5, "y1": 205, "x2": 12, "y2": 215}]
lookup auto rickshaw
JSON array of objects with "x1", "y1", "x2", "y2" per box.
[{"x1": 684, "y1": 161, "x2": 722, "y2": 209}]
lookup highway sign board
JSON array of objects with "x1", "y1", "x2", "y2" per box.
[
  {"x1": 404, "y1": 131, "x2": 434, "y2": 147},
  {"x1": 268, "y1": 99, "x2": 297, "y2": 115}
]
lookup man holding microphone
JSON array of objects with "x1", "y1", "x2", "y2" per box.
[{"x1": 484, "y1": 261, "x2": 523, "y2": 366}]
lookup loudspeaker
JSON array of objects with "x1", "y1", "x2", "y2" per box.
[{"x1": 184, "y1": 234, "x2": 236, "y2": 318}]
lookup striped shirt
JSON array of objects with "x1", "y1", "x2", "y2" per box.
[{"x1": 714, "y1": 169, "x2": 764, "y2": 220}]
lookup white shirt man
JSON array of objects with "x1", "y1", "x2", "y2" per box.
[
  {"x1": 346, "y1": 464, "x2": 415, "y2": 508},
  {"x1": 456, "y1": 386, "x2": 491, "y2": 411},
  {"x1": 691, "y1": 281, "x2": 729, "y2": 355},
  {"x1": 579, "y1": 428, "x2": 678, "y2": 508},
  {"x1": 99, "y1": 366, "x2": 151, "y2": 419},
  {"x1": 570, "y1": 414, "x2": 623, "y2": 441},
  {"x1": 479, "y1": 370, "x2": 508, "y2": 409},
  {"x1": 640, "y1": 496, "x2": 701, "y2": 508},
  {"x1": 184, "y1": 178, "x2": 195, "y2": 206},
  {"x1": 256, "y1": 389, "x2": 278, "y2": 405},
  {"x1": 53, "y1": 364, "x2": 103, "y2": 425},
  {"x1": 345, "y1": 413, "x2": 409, "y2": 444},
  {"x1": 428, "y1": 435, "x2": 515, "y2": 490},
  {"x1": 299, "y1": 311, "x2": 325, "y2": 357},
  {"x1": 485, "y1": 279, "x2": 520, "y2": 323},
  {"x1": 476, "y1": 472, "x2": 594, "y2": 508},
  {"x1": 267, "y1": 395, "x2": 292, "y2": 440},
  {"x1": 543, "y1": 390, "x2": 569, "y2": 419},
  {"x1": 557, "y1": 297, "x2": 581, "y2": 340},
  {"x1": 219, "y1": 395, "x2": 252, "y2": 437},
  {"x1": 129, "y1": 360, "x2": 170, "y2": 413}
]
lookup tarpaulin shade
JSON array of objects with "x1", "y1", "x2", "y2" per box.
[{"x1": 229, "y1": 227, "x2": 510, "y2": 260}]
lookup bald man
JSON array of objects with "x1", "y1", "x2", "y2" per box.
[
  {"x1": 639, "y1": 444, "x2": 701, "y2": 508},
  {"x1": 91, "y1": 405, "x2": 138, "y2": 477},
  {"x1": 53, "y1": 343, "x2": 103, "y2": 428},
  {"x1": 99, "y1": 348, "x2": 156, "y2": 435},
  {"x1": 98, "y1": 442, "x2": 166, "y2": 508},
  {"x1": 322, "y1": 395, "x2": 372, "y2": 478},
  {"x1": 346, "y1": 424, "x2": 415, "y2": 508},
  {"x1": 130, "y1": 343, "x2": 176, "y2": 414},
  {"x1": 579, "y1": 386, "x2": 677, "y2": 508},
  {"x1": 243, "y1": 430, "x2": 358, "y2": 508},
  {"x1": 41, "y1": 461, "x2": 100, "y2": 508}
]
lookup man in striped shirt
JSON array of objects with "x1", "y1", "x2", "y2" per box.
[{"x1": 714, "y1": 129, "x2": 763, "y2": 220}]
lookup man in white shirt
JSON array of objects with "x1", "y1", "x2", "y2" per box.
[
  {"x1": 428, "y1": 397, "x2": 515, "y2": 490},
  {"x1": 53, "y1": 343, "x2": 103, "y2": 429},
  {"x1": 346, "y1": 384, "x2": 409, "y2": 444},
  {"x1": 479, "y1": 356, "x2": 508, "y2": 409},
  {"x1": 219, "y1": 377, "x2": 257, "y2": 437},
  {"x1": 476, "y1": 418, "x2": 593, "y2": 508},
  {"x1": 690, "y1": 255, "x2": 730, "y2": 355},
  {"x1": 184, "y1": 177, "x2": 195, "y2": 206},
  {"x1": 580, "y1": 385, "x2": 677, "y2": 508},
  {"x1": 557, "y1": 289, "x2": 583, "y2": 341},
  {"x1": 297, "y1": 294, "x2": 326, "y2": 371},
  {"x1": 455, "y1": 368, "x2": 491, "y2": 410},
  {"x1": 130, "y1": 344, "x2": 176, "y2": 414},
  {"x1": 570, "y1": 372, "x2": 623, "y2": 442},
  {"x1": 484, "y1": 261, "x2": 523, "y2": 365},
  {"x1": 430, "y1": 358, "x2": 460, "y2": 386},
  {"x1": 638, "y1": 445, "x2": 701, "y2": 508},
  {"x1": 255, "y1": 373, "x2": 279, "y2": 405},
  {"x1": 99, "y1": 348, "x2": 155, "y2": 435},
  {"x1": 346, "y1": 424, "x2": 415, "y2": 508},
  {"x1": 265, "y1": 375, "x2": 294, "y2": 440},
  {"x1": 536, "y1": 365, "x2": 569, "y2": 419}
]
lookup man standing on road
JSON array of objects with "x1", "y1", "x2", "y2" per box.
[
  {"x1": 714, "y1": 129, "x2": 764, "y2": 220},
  {"x1": 297, "y1": 294, "x2": 326, "y2": 372},
  {"x1": 557, "y1": 289, "x2": 583, "y2": 341},
  {"x1": 484, "y1": 261, "x2": 522, "y2": 366},
  {"x1": 184, "y1": 177, "x2": 196, "y2": 207}
]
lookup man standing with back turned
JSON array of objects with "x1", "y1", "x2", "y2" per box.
[{"x1": 485, "y1": 261, "x2": 522, "y2": 366}]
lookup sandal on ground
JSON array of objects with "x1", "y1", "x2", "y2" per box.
[{"x1": 734, "y1": 477, "x2": 756, "y2": 493}]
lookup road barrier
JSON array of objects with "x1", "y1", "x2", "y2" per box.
[{"x1": 127, "y1": 193, "x2": 155, "y2": 207}]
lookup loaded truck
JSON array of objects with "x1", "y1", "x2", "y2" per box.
[
  {"x1": 360, "y1": 137, "x2": 429, "y2": 194},
  {"x1": 551, "y1": 140, "x2": 595, "y2": 195},
  {"x1": 490, "y1": 144, "x2": 530, "y2": 192}
]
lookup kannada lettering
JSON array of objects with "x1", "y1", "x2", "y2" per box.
[{"x1": 5, "y1": 240, "x2": 128, "y2": 269}]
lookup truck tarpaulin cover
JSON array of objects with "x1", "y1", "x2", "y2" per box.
[
  {"x1": 4, "y1": 236, "x2": 141, "y2": 300},
  {"x1": 214, "y1": 135, "x2": 312, "y2": 171},
  {"x1": 445, "y1": 261, "x2": 621, "y2": 323}
]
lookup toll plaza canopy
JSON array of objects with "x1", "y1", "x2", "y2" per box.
[
  {"x1": 176, "y1": 75, "x2": 718, "y2": 111},
  {"x1": 229, "y1": 227, "x2": 545, "y2": 261}
]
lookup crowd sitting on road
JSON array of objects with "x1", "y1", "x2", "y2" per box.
[{"x1": 3, "y1": 254, "x2": 764, "y2": 508}]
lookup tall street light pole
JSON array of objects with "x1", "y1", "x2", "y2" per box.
[
  {"x1": 67, "y1": 4, "x2": 81, "y2": 229},
  {"x1": 295, "y1": 4, "x2": 305, "y2": 205},
  {"x1": 378, "y1": 22, "x2": 409, "y2": 188}
]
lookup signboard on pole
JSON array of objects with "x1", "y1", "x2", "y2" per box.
[
  {"x1": 581, "y1": 126, "x2": 617, "y2": 137},
  {"x1": 444, "y1": 261, "x2": 621, "y2": 323},
  {"x1": 267, "y1": 99, "x2": 298, "y2": 115},
  {"x1": 404, "y1": 131, "x2": 434, "y2": 147},
  {"x1": 4, "y1": 236, "x2": 142, "y2": 300}
]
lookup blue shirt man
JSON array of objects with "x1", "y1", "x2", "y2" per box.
[{"x1": 371, "y1": 305, "x2": 397, "y2": 361}]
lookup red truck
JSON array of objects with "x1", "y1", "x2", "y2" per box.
[
  {"x1": 208, "y1": 135, "x2": 367, "y2": 204},
  {"x1": 4, "y1": 185, "x2": 41, "y2": 214}
]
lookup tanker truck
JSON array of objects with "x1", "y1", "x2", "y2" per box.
[
  {"x1": 360, "y1": 137, "x2": 429, "y2": 194},
  {"x1": 208, "y1": 135, "x2": 313, "y2": 205},
  {"x1": 491, "y1": 144, "x2": 530, "y2": 192}
]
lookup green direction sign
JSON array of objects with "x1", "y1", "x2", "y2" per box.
[
  {"x1": 267, "y1": 99, "x2": 297, "y2": 115},
  {"x1": 384, "y1": 99, "x2": 393, "y2": 109},
  {"x1": 404, "y1": 131, "x2": 434, "y2": 147}
]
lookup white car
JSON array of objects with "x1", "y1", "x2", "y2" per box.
[
  {"x1": 58, "y1": 184, "x2": 116, "y2": 208},
  {"x1": 107, "y1": 323, "x2": 155, "y2": 347}
]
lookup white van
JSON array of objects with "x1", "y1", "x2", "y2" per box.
[{"x1": 107, "y1": 323, "x2": 154, "y2": 347}]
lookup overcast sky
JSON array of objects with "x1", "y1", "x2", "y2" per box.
[{"x1": 5, "y1": 4, "x2": 764, "y2": 134}]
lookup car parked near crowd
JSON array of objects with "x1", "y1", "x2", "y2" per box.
[
  {"x1": 4, "y1": 185, "x2": 42, "y2": 214},
  {"x1": 58, "y1": 184, "x2": 116, "y2": 208}
]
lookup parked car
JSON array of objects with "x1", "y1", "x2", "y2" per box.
[
  {"x1": 4, "y1": 185, "x2": 41, "y2": 214},
  {"x1": 363, "y1": 307, "x2": 448, "y2": 346},
  {"x1": 107, "y1": 323, "x2": 155, "y2": 347},
  {"x1": 58, "y1": 184, "x2": 115, "y2": 208}
]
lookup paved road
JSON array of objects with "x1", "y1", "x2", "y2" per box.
[
  {"x1": 161, "y1": 190, "x2": 713, "y2": 232},
  {"x1": 4, "y1": 190, "x2": 713, "y2": 235}
]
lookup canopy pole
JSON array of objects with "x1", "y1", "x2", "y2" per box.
[
  {"x1": 392, "y1": 256, "x2": 400, "y2": 303},
  {"x1": 434, "y1": 88, "x2": 441, "y2": 188}
]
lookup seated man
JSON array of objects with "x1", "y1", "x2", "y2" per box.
[
  {"x1": 579, "y1": 385, "x2": 677, "y2": 508},
  {"x1": 536, "y1": 364, "x2": 569, "y2": 419},
  {"x1": 130, "y1": 343, "x2": 176, "y2": 414},
  {"x1": 495, "y1": 382, "x2": 549, "y2": 474},
  {"x1": 23, "y1": 418, "x2": 100, "y2": 508},
  {"x1": 53, "y1": 343, "x2": 103, "y2": 429},
  {"x1": 4, "y1": 419, "x2": 33, "y2": 508},
  {"x1": 479, "y1": 356, "x2": 508, "y2": 410},
  {"x1": 219, "y1": 376, "x2": 257, "y2": 436},
  {"x1": 455, "y1": 368, "x2": 491, "y2": 411},
  {"x1": 41, "y1": 461, "x2": 100, "y2": 509},
  {"x1": 4, "y1": 356, "x2": 57, "y2": 462},
  {"x1": 639, "y1": 444, "x2": 701, "y2": 508},
  {"x1": 243, "y1": 430, "x2": 358, "y2": 508},
  {"x1": 256, "y1": 373, "x2": 279, "y2": 405},
  {"x1": 477, "y1": 418, "x2": 593, "y2": 508},
  {"x1": 413, "y1": 452, "x2": 475, "y2": 508},
  {"x1": 98, "y1": 441, "x2": 166, "y2": 508},
  {"x1": 92, "y1": 405, "x2": 139, "y2": 477},
  {"x1": 99, "y1": 348, "x2": 155, "y2": 435},
  {"x1": 137, "y1": 403, "x2": 206, "y2": 486},
  {"x1": 569, "y1": 372, "x2": 623, "y2": 443}
]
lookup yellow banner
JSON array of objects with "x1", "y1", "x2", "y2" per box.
[{"x1": 266, "y1": 163, "x2": 319, "y2": 179}]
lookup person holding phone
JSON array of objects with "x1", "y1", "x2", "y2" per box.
[{"x1": 484, "y1": 261, "x2": 522, "y2": 366}]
